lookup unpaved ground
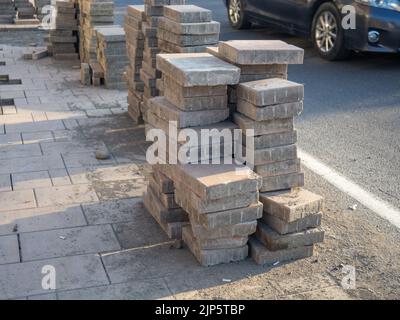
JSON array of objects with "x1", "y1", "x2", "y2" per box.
[{"x1": 0, "y1": 30, "x2": 399, "y2": 300}]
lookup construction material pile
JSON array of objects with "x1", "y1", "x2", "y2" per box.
[
  {"x1": 0, "y1": 0, "x2": 16, "y2": 24},
  {"x1": 79, "y1": 0, "x2": 114, "y2": 63},
  {"x1": 96, "y1": 26, "x2": 129, "y2": 89},
  {"x1": 47, "y1": 0, "x2": 79, "y2": 60},
  {"x1": 157, "y1": 5, "x2": 219, "y2": 54},
  {"x1": 124, "y1": 5, "x2": 146, "y2": 123},
  {"x1": 14, "y1": 0, "x2": 36, "y2": 21}
]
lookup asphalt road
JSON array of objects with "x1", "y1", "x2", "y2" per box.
[{"x1": 115, "y1": 0, "x2": 400, "y2": 209}]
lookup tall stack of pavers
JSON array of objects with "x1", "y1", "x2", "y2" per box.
[
  {"x1": 0, "y1": 0, "x2": 15, "y2": 24},
  {"x1": 96, "y1": 26, "x2": 128, "y2": 89},
  {"x1": 79, "y1": 0, "x2": 114, "y2": 63},
  {"x1": 124, "y1": 5, "x2": 146, "y2": 123},
  {"x1": 47, "y1": 0, "x2": 79, "y2": 60}
]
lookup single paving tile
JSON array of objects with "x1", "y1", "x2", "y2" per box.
[
  {"x1": 0, "y1": 234, "x2": 20, "y2": 265},
  {"x1": 82, "y1": 198, "x2": 146, "y2": 224},
  {"x1": 57, "y1": 278, "x2": 171, "y2": 300},
  {"x1": 0, "y1": 143, "x2": 42, "y2": 160},
  {"x1": 0, "y1": 254, "x2": 109, "y2": 300},
  {"x1": 5, "y1": 120, "x2": 65, "y2": 134},
  {"x1": 0, "y1": 205, "x2": 87, "y2": 236},
  {"x1": 0, "y1": 189, "x2": 36, "y2": 212},
  {"x1": 20, "y1": 225, "x2": 121, "y2": 261},
  {"x1": 22, "y1": 131, "x2": 54, "y2": 144},
  {"x1": 0, "y1": 154, "x2": 65, "y2": 175},
  {"x1": 0, "y1": 174, "x2": 11, "y2": 192},
  {"x1": 12, "y1": 171, "x2": 52, "y2": 190},
  {"x1": 27, "y1": 293, "x2": 57, "y2": 300},
  {"x1": 35, "y1": 184, "x2": 99, "y2": 207},
  {"x1": 0, "y1": 132, "x2": 22, "y2": 146}
]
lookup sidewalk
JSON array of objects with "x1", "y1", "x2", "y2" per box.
[{"x1": 0, "y1": 32, "x2": 399, "y2": 300}]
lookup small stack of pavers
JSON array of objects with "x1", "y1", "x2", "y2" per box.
[
  {"x1": 48, "y1": 0, "x2": 79, "y2": 60},
  {"x1": 208, "y1": 41, "x2": 291, "y2": 117},
  {"x1": 0, "y1": 0, "x2": 16, "y2": 24},
  {"x1": 157, "y1": 4, "x2": 220, "y2": 54},
  {"x1": 14, "y1": 0, "x2": 37, "y2": 22},
  {"x1": 79, "y1": 0, "x2": 114, "y2": 63},
  {"x1": 96, "y1": 26, "x2": 129, "y2": 89},
  {"x1": 124, "y1": 5, "x2": 146, "y2": 123},
  {"x1": 212, "y1": 40, "x2": 325, "y2": 265}
]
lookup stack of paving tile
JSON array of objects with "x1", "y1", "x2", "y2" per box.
[
  {"x1": 145, "y1": 52, "x2": 240, "y2": 164},
  {"x1": 14, "y1": 0, "x2": 36, "y2": 20},
  {"x1": 79, "y1": 0, "x2": 114, "y2": 63},
  {"x1": 173, "y1": 164, "x2": 263, "y2": 266},
  {"x1": 207, "y1": 40, "x2": 302, "y2": 117},
  {"x1": 157, "y1": 5, "x2": 219, "y2": 54},
  {"x1": 250, "y1": 188, "x2": 325, "y2": 265},
  {"x1": 47, "y1": 1, "x2": 79, "y2": 60},
  {"x1": 0, "y1": 0, "x2": 16, "y2": 24},
  {"x1": 124, "y1": 5, "x2": 146, "y2": 123},
  {"x1": 96, "y1": 26, "x2": 129, "y2": 89},
  {"x1": 34, "y1": 0, "x2": 51, "y2": 20},
  {"x1": 144, "y1": 165, "x2": 190, "y2": 239}
]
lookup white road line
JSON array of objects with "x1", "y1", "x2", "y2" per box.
[{"x1": 298, "y1": 148, "x2": 400, "y2": 229}]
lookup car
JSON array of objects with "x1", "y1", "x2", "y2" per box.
[{"x1": 224, "y1": 0, "x2": 400, "y2": 60}]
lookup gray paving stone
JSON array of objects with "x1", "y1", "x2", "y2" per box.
[
  {"x1": 0, "y1": 143, "x2": 42, "y2": 160},
  {"x1": 49, "y1": 168, "x2": 72, "y2": 186},
  {"x1": 263, "y1": 212, "x2": 323, "y2": 235},
  {"x1": 246, "y1": 144, "x2": 298, "y2": 167},
  {"x1": 163, "y1": 5, "x2": 212, "y2": 23},
  {"x1": 218, "y1": 40, "x2": 304, "y2": 65},
  {"x1": 35, "y1": 184, "x2": 99, "y2": 207},
  {"x1": 260, "y1": 172, "x2": 304, "y2": 193},
  {"x1": 82, "y1": 198, "x2": 146, "y2": 224},
  {"x1": 254, "y1": 159, "x2": 301, "y2": 178},
  {"x1": 57, "y1": 278, "x2": 171, "y2": 300},
  {"x1": 12, "y1": 171, "x2": 53, "y2": 190},
  {"x1": 40, "y1": 140, "x2": 108, "y2": 156},
  {"x1": 157, "y1": 29, "x2": 219, "y2": 46},
  {"x1": 237, "y1": 79, "x2": 304, "y2": 106},
  {"x1": 0, "y1": 132, "x2": 22, "y2": 146},
  {"x1": 149, "y1": 96, "x2": 229, "y2": 128},
  {"x1": 237, "y1": 100, "x2": 303, "y2": 121},
  {"x1": 5, "y1": 120, "x2": 65, "y2": 133},
  {"x1": 157, "y1": 53, "x2": 240, "y2": 87},
  {"x1": 22, "y1": 131, "x2": 54, "y2": 144},
  {"x1": 0, "y1": 254, "x2": 109, "y2": 300},
  {"x1": 259, "y1": 189, "x2": 324, "y2": 222},
  {"x1": 0, "y1": 234, "x2": 20, "y2": 265},
  {"x1": 27, "y1": 293, "x2": 57, "y2": 300},
  {"x1": 158, "y1": 18, "x2": 220, "y2": 35},
  {"x1": 0, "y1": 174, "x2": 11, "y2": 192},
  {"x1": 63, "y1": 152, "x2": 116, "y2": 168},
  {"x1": 0, "y1": 154, "x2": 65, "y2": 175},
  {"x1": 20, "y1": 225, "x2": 121, "y2": 261},
  {"x1": 0, "y1": 205, "x2": 87, "y2": 236},
  {"x1": 0, "y1": 189, "x2": 36, "y2": 212},
  {"x1": 246, "y1": 130, "x2": 297, "y2": 149},
  {"x1": 233, "y1": 112, "x2": 294, "y2": 136}
]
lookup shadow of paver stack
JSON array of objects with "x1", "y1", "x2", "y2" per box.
[
  {"x1": 96, "y1": 26, "x2": 129, "y2": 89},
  {"x1": 124, "y1": 5, "x2": 146, "y2": 123},
  {"x1": 79, "y1": 0, "x2": 114, "y2": 63},
  {"x1": 0, "y1": 0, "x2": 15, "y2": 24},
  {"x1": 47, "y1": 0, "x2": 79, "y2": 60}
]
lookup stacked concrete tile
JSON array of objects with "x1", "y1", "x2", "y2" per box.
[
  {"x1": 124, "y1": 5, "x2": 146, "y2": 123},
  {"x1": 144, "y1": 165, "x2": 190, "y2": 239},
  {"x1": 48, "y1": 1, "x2": 79, "y2": 60},
  {"x1": 157, "y1": 5, "x2": 220, "y2": 54},
  {"x1": 173, "y1": 164, "x2": 263, "y2": 266},
  {"x1": 14, "y1": 0, "x2": 36, "y2": 20},
  {"x1": 208, "y1": 40, "x2": 302, "y2": 117},
  {"x1": 96, "y1": 26, "x2": 129, "y2": 89},
  {"x1": 0, "y1": 0, "x2": 15, "y2": 24},
  {"x1": 79, "y1": 0, "x2": 114, "y2": 63},
  {"x1": 250, "y1": 189, "x2": 325, "y2": 265}
]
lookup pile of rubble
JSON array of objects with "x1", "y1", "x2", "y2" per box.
[
  {"x1": 124, "y1": 5, "x2": 146, "y2": 123},
  {"x1": 47, "y1": 0, "x2": 79, "y2": 60},
  {"x1": 0, "y1": 0, "x2": 16, "y2": 24},
  {"x1": 96, "y1": 26, "x2": 128, "y2": 89}
]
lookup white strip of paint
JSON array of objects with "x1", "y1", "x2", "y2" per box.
[{"x1": 298, "y1": 148, "x2": 400, "y2": 229}]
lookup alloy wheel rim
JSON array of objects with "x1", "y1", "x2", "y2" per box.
[
  {"x1": 229, "y1": 0, "x2": 241, "y2": 24},
  {"x1": 315, "y1": 11, "x2": 338, "y2": 53}
]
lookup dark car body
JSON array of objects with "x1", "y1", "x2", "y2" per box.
[{"x1": 224, "y1": 0, "x2": 400, "y2": 53}]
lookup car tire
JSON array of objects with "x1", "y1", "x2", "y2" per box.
[
  {"x1": 311, "y1": 2, "x2": 349, "y2": 60},
  {"x1": 227, "y1": 0, "x2": 251, "y2": 30}
]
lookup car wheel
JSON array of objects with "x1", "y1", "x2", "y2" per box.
[
  {"x1": 312, "y1": 3, "x2": 349, "y2": 60},
  {"x1": 227, "y1": 0, "x2": 251, "y2": 29}
]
